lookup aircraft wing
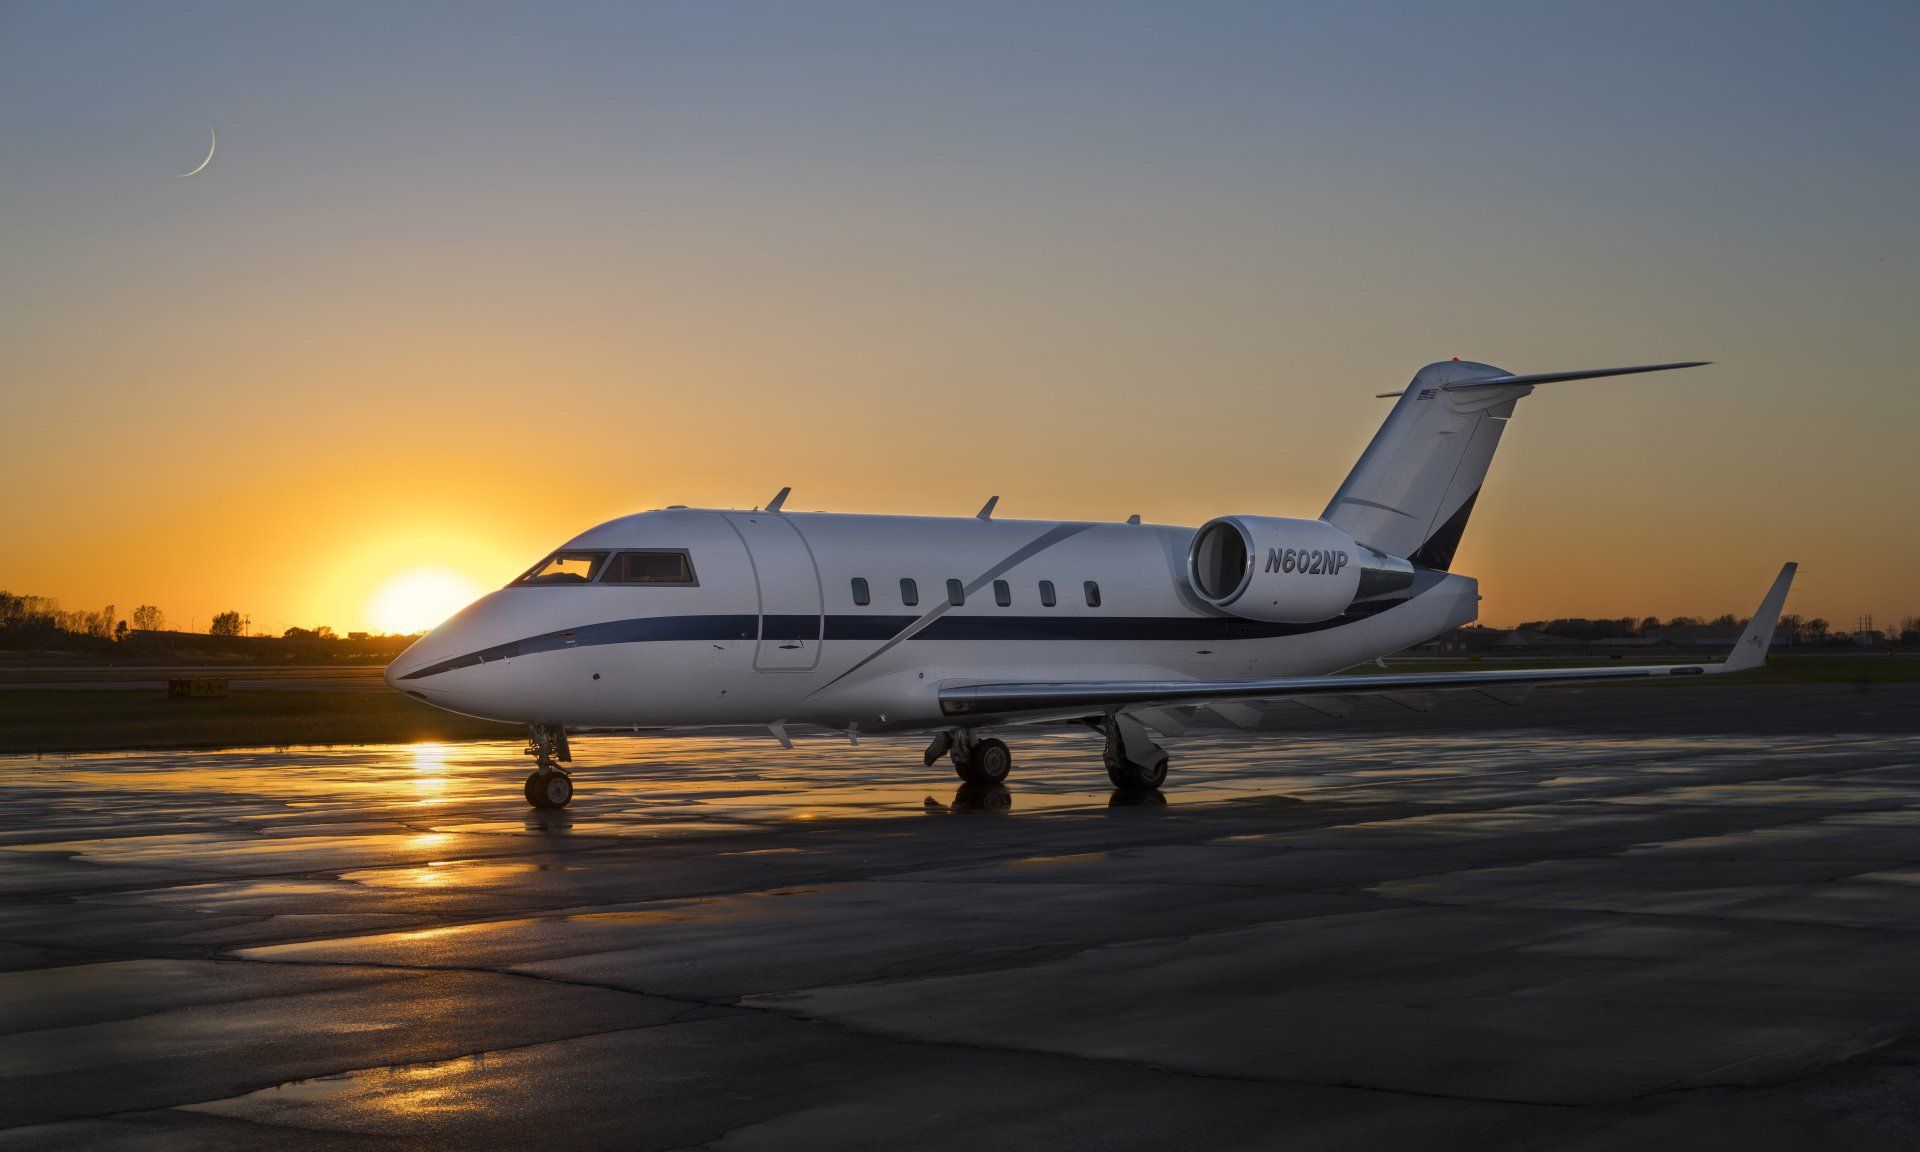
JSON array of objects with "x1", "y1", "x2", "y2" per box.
[{"x1": 939, "y1": 563, "x2": 1795, "y2": 720}]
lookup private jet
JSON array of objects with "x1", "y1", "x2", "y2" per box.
[{"x1": 387, "y1": 359, "x2": 1794, "y2": 809}]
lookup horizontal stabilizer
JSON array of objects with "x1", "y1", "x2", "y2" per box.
[
  {"x1": 1443, "y1": 361, "x2": 1709, "y2": 391},
  {"x1": 1375, "y1": 361, "x2": 1708, "y2": 398}
]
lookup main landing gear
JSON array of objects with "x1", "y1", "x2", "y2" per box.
[
  {"x1": 923, "y1": 730, "x2": 1013, "y2": 785},
  {"x1": 1099, "y1": 713, "x2": 1169, "y2": 791},
  {"x1": 524, "y1": 723, "x2": 573, "y2": 810},
  {"x1": 921, "y1": 716, "x2": 1172, "y2": 792}
]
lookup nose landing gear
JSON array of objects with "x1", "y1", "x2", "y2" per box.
[{"x1": 524, "y1": 723, "x2": 573, "y2": 810}]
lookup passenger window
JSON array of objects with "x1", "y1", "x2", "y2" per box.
[
  {"x1": 900, "y1": 578, "x2": 919, "y2": 607},
  {"x1": 601, "y1": 550, "x2": 696, "y2": 585},
  {"x1": 1084, "y1": 580, "x2": 1102, "y2": 607},
  {"x1": 851, "y1": 577, "x2": 870, "y2": 606},
  {"x1": 515, "y1": 551, "x2": 609, "y2": 585},
  {"x1": 1038, "y1": 580, "x2": 1056, "y2": 608},
  {"x1": 946, "y1": 579, "x2": 965, "y2": 606},
  {"x1": 993, "y1": 579, "x2": 1011, "y2": 607}
]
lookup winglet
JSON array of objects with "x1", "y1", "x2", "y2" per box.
[
  {"x1": 976, "y1": 495, "x2": 998, "y2": 520},
  {"x1": 764, "y1": 486, "x2": 791, "y2": 513},
  {"x1": 1724, "y1": 563, "x2": 1797, "y2": 672}
]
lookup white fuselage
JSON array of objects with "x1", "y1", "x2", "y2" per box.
[{"x1": 387, "y1": 508, "x2": 1480, "y2": 734}]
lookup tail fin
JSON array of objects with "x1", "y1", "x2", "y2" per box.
[{"x1": 1322, "y1": 359, "x2": 1707, "y2": 569}]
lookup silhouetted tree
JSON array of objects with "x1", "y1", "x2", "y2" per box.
[
  {"x1": 1710, "y1": 613, "x2": 1741, "y2": 628},
  {"x1": 1806, "y1": 618, "x2": 1831, "y2": 643},
  {"x1": 0, "y1": 593, "x2": 64, "y2": 638},
  {"x1": 1639, "y1": 616, "x2": 1661, "y2": 634},
  {"x1": 130, "y1": 604, "x2": 165, "y2": 632},
  {"x1": 114, "y1": 620, "x2": 128, "y2": 641},
  {"x1": 1666, "y1": 616, "x2": 1701, "y2": 628},
  {"x1": 283, "y1": 625, "x2": 340, "y2": 641},
  {"x1": 82, "y1": 605, "x2": 115, "y2": 639},
  {"x1": 209, "y1": 611, "x2": 243, "y2": 637}
]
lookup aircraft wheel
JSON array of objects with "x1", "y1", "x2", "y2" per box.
[
  {"x1": 1104, "y1": 748, "x2": 1168, "y2": 791},
  {"x1": 955, "y1": 737, "x2": 1012, "y2": 785},
  {"x1": 525, "y1": 771, "x2": 573, "y2": 810}
]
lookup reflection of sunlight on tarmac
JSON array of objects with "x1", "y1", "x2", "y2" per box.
[
  {"x1": 9, "y1": 730, "x2": 1856, "y2": 884},
  {"x1": 185, "y1": 1051, "x2": 502, "y2": 1126},
  {"x1": 409, "y1": 742, "x2": 449, "y2": 802},
  {"x1": 342, "y1": 859, "x2": 581, "y2": 890}
]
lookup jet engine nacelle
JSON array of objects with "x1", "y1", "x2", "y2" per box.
[{"x1": 1187, "y1": 515, "x2": 1416, "y2": 623}]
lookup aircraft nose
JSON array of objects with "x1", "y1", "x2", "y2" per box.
[
  {"x1": 380, "y1": 591, "x2": 507, "y2": 693},
  {"x1": 384, "y1": 623, "x2": 457, "y2": 691}
]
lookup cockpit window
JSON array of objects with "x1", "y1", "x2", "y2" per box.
[
  {"x1": 513, "y1": 551, "x2": 609, "y2": 586},
  {"x1": 603, "y1": 550, "x2": 697, "y2": 586}
]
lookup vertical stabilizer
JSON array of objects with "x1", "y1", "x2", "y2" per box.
[{"x1": 1322, "y1": 360, "x2": 1526, "y2": 569}]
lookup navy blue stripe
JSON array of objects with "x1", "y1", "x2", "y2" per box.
[
  {"x1": 763, "y1": 614, "x2": 826, "y2": 641},
  {"x1": 399, "y1": 608, "x2": 1389, "y2": 681},
  {"x1": 401, "y1": 614, "x2": 757, "y2": 680},
  {"x1": 913, "y1": 613, "x2": 1373, "y2": 642},
  {"x1": 824, "y1": 615, "x2": 915, "y2": 640}
]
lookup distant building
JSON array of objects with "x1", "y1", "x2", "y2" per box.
[
  {"x1": 1640, "y1": 625, "x2": 1746, "y2": 650},
  {"x1": 1416, "y1": 626, "x2": 1586, "y2": 652},
  {"x1": 1417, "y1": 623, "x2": 1784, "y2": 655}
]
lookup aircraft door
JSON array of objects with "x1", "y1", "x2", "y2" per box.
[{"x1": 724, "y1": 513, "x2": 824, "y2": 671}]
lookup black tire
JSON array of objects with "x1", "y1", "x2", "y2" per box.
[
  {"x1": 954, "y1": 737, "x2": 1012, "y2": 784},
  {"x1": 1106, "y1": 754, "x2": 1168, "y2": 791},
  {"x1": 526, "y1": 771, "x2": 573, "y2": 810}
]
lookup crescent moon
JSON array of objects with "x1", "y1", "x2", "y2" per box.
[{"x1": 177, "y1": 127, "x2": 215, "y2": 178}]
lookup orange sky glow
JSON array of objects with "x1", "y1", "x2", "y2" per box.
[{"x1": 2, "y1": 6, "x2": 1915, "y2": 636}]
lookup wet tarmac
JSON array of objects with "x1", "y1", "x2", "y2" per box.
[
  {"x1": 0, "y1": 667, "x2": 388, "y2": 693},
  {"x1": 3, "y1": 683, "x2": 1919, "y2": 1150}
]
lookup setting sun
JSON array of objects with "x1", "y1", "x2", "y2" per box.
[{"x1": 368, "y1": 568, "x2": 484, "y2": 636}]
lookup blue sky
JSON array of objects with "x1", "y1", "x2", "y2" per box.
[{"x1": 2, "y1": 1, "x2": 1916, "y2": 629}]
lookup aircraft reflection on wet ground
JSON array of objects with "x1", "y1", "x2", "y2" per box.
[{"x1": 4, "y1": 683, "x2": 1920, "y2": 1150}]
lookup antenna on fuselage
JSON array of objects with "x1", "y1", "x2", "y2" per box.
[
  {"x1": 764, "y1": 486, "x2": 791, "y2": 513},
  {"x1": 976, "y1": 495, "x2": 998, "y2": 520}
]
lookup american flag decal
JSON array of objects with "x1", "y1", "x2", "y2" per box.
[{"x1": 1416, "y1": 388, "x2": 1438, "y2": 400}]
